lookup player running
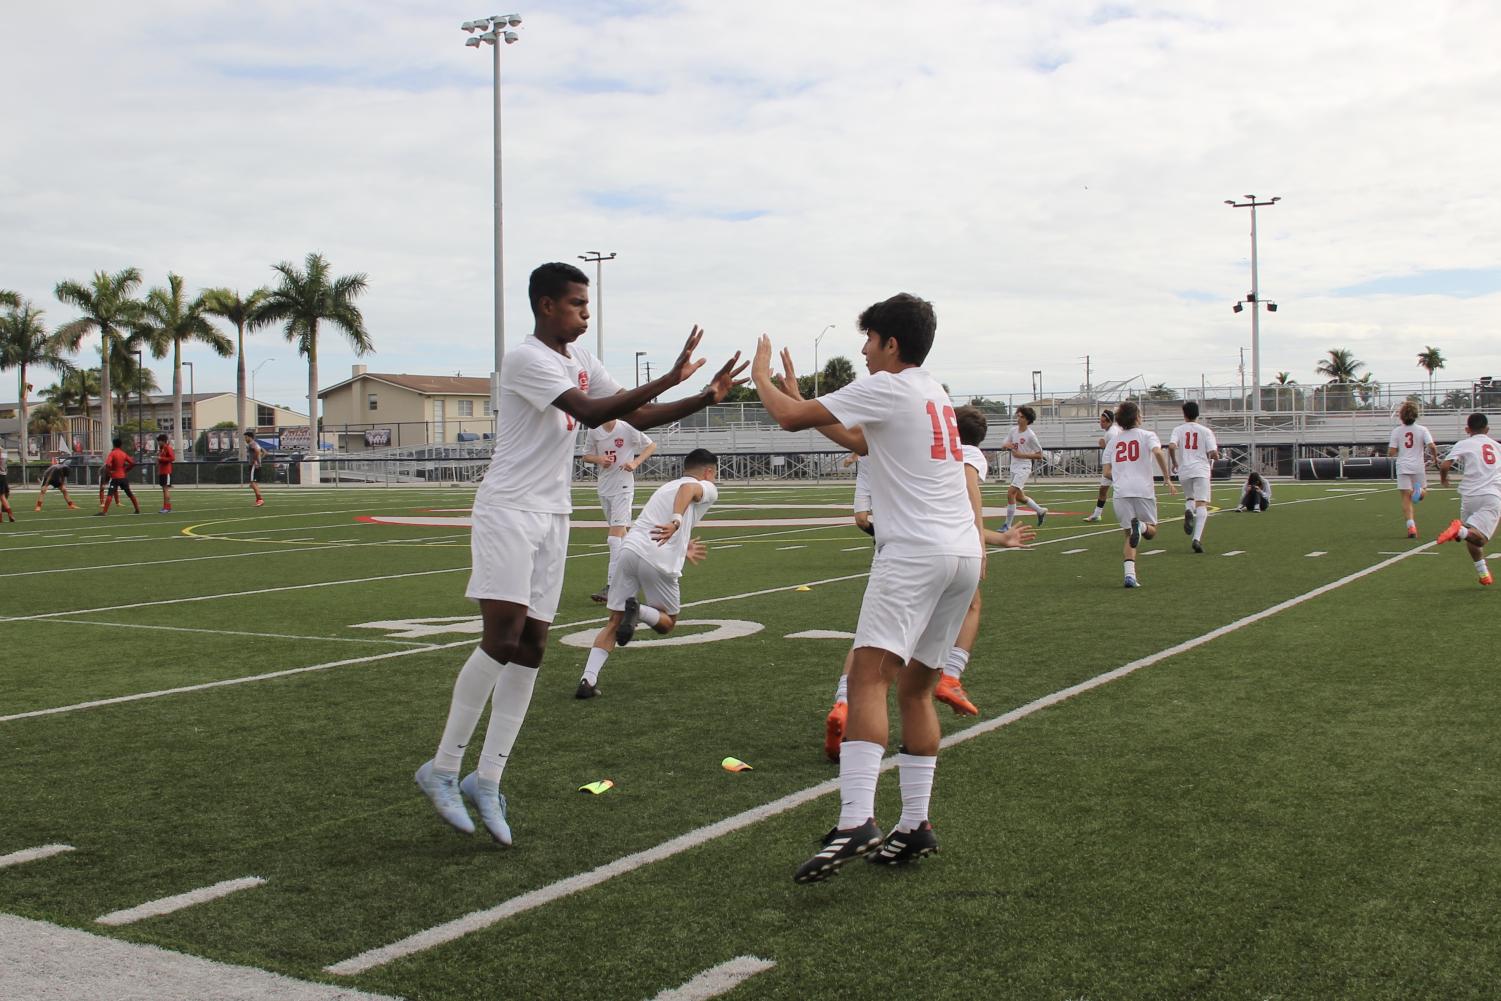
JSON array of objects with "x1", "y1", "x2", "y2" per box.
[
  {"x1": 34, "y1": 452, "x2": 78, "y2": 510},
  {"x1": 1084, "y1": 408, "x2": 1120, "y2": 522},
  {"x1": 1168, "y1": 401, "x2": 1220, "y2": 553},
  {"x1": 581, "y1": 418, "x2": 656, "y2": 603},
  {"x1": 1104, "y1": 401, "x2": 1174, "y2": 588},
  {"x1": 155, "y1": 433, "x2": 176, "y2": 513},
  {"x1": 1001, "y1": 406, "x2": 1047, "y2": 529},
  {"x1": 754, "y1": 293, "x2": 984, "y2": 880},
  {"x1": 98, "y1": 437, "x2": 141, "y2": 515},
  {"x1": 414, "y1": 261, "x2": 745, "y2": 846},
  {"x1": 1387, "y1": 402, "x2": 1438, "y2": 539},
  {"x1": 575, "y1": 449, "x2": 718, "y2": 699},
  {"x1": 1436, "y1": 412, "x2": 1501, "y2": 586},
  {"x1": 243, "y1": 432, "x2": 265, "y2": 507}
]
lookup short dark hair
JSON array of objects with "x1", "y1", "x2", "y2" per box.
[
  {"x1": 528, "y1": 262, "x2": 589, "y2": 316},
  {"x1": 1016, "y1": 405, "x2": 1037, "y2": 425},
  {"x1": 857, "y1": 293, "x2": 936, "y2": 366},
  {"x1": 1182, "y1": 400, "x2": 1199, "y2": 421},
  {"x1": 112, "y1": 437, "x2": 123, "y2": 447},
  {"x1": 1468, "y1": 412, "x2": 1489, "y2": 433},
  {"x1": 156, "y1": 434, "x2": 168, "y2": 443},
  {"x1": 1100, "y1": 408, "x2": 1115, "y2": 424},
  {"x1": 683, "y1": 448, "x2": 717, "y2": 473},
  {"x1": 243, "y1": 431, "x2": 254, "y2": 439},
  {"x1": 1116, "y1": 400, "x2": 1141, "y2": 429},
  {"x1": 954, "y1": 406, "x2": 987, "y2": 447},
  {"x1": 1399, "y1": 401, "x2": 1419, "y2": 425}
]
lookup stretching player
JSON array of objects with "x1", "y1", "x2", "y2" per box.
[
  {"x1": 1387, "y1": 402, "x2": 1438, "y2": 538},
  {"x1": 1168, "y1": 401, "x2": 1219, "y2": 553},
  {"x1": 34, "y1": 452, "x2": 78, "y2": 510},
  {"x1": 581, "y1": 418, "x2": 655, "y2": 603},
  {"x1": 1104, "y1": 401, "x2": 1174, "y2": 588},
  {"x1": 754, "y1": 292, "x2": 983, "y2": 880},
  {"x1": 1001, "y1": 406, "x2": 1047, "y2": 529},
  {"x1": 575, "y1": 449, "x2": 717, "y2": 699},
  {"x1": 1436, "y1": 412, "x2": 1500, "y2": 586},
  {"x1": 155, "y1": 434, "x2": 176, "y2": 513},
  {"x1": 1084, "y1": 408, "x2": 1120, "y2": 522},
  {"x1": 415, "y1": 261, "x2": 745, "y2": 846},
  {"x1": 98, "y1": 438, "x2": 141, "y2": 515},
  {"x1": 243, "y1": 432, "x2": 265, "y2": 507},
  {"x1": 0, "y1": 446, "x2": 13, "y2": 522}
]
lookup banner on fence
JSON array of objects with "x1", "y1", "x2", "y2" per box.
[
  {"x1": 280, "y1": 425, "x2": 313, "y2": 452},
  {"x1": 364, "y1": 428, "x2": 392, "y2": 447}
]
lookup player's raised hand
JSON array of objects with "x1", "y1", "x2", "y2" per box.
[
  {"x1": 685, "y1": 538, "x2": 708, "y2": 564},
  {"x1": 669, "y1": 325, "x2": 707, "y2": 385},
  {"x1": 704, "y1": 351, "x2": 749, "y2": 403},
  {"x1": 751, "y1": 334, "x2": 776, "y2": 385},
  {"x1": 770, "y1": 347, "x2": 805, "y2": 400}
]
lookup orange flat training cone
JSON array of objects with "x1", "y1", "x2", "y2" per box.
[
  {"x1": 721, "y1": 757, "x2": 753, "y2": 772},
  {"x1": 578, "y1": 779, "x2": 614, "y2": 795}
]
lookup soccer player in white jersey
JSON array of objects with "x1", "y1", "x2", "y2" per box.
[
  {"x1": 1167, "y1": 401, "x2": 1220, "y2": 554},
  {"x1": 1001, "y1": 406, "x2": 1048, "y2": 529},
  {"x1": 581, "y1": 419, "x2": 656, "y2": 603},
  {"x1": 415, "y1": 262, "x2": 746, "y2": 845},
  {"x1": 1387, "y1": 402, "x2": 1439, "y2": 539},
  {"x1": 1436, "y1": 412, "x2": 1501, "y2": 586},
  {"x1": 574, "y1": 449, "x2": 718, "y2": 698},
  {"x1": 933, "y1": 406, "x2": 995, "y2": 717},
  {"x1": 1104, "y1": 400, "x2": 1175, "y2": 588},
  {"x1": 752, "y1": 293, "x2": 984, "y2": 881},
  {"x1": 1084, "y1": 409, "x2": 1120, "y2": 522}
]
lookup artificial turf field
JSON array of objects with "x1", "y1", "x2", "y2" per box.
[{"x1": 1, "y1": 478, "x2": 1498, "y2": 1001}]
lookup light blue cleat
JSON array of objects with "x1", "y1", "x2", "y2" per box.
[
  {"x1": 414, "y1": 760, "x2": 475, "y2": 835},
  {"x1": 460, "y1": 772, "x2": 513, "y2": 847},
  {"x1": 1124, "y1": 575, "x2": 1141, "y2": 589},
  {"x1": 1413, "y1": 482, "x2": 1424, "y2": 503}
]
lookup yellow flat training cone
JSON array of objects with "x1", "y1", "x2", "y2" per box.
[
  {"x1": 795, "y1": 586, "x2": 811, "y2": 592},
  {"x1": 721, "y1": 757, "x2": 753, "y2": 772},
  {"x1": 578, "y1": 779, "x2": 614, "y2": 795}
]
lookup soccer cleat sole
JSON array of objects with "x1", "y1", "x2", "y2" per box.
[
  {"x1": 589, "y1": 588, "x2": 608, "y2": 604},
  {"x1": 823, "y1": 703, "x2": 847, "y2": 762},
  {"x1": 1436, "y1": 519, "x2": 1463, "y2": 545},
  {"x1": 1184, "y1": 509, "x2": 1194, "y2": 535},
  {"x1": 793, "y1": 822, "x2": 882, "y2": 884},
  {"x1": 616, "y1": 596, "x2": 639, "y2": 646}
]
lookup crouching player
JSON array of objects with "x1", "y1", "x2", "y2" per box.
[
  {"x1": 576, "y1": 449, "x2": 719, "y2": 698},
  {"x1": 1437, "y1": 412, "x2": 1501, "y2": 586},
  {"x1": 1105, "y1": 401, "x2": 1174, "y2": 588},
  {"x1": 35, "y1": 452, "x2": 78, "y2": 510}
]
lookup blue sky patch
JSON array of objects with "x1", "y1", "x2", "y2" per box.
[{"x1": 1332, "y1": 267, "x2": 1501, "y2": 299}]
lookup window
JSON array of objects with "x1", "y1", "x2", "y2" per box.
[
  {"x1": 158, "y1": 416, "x2": 176, "y2": 432},
  {"x1": 457, "y1": 399, "x2": 474, "y2": 417},
  {"x1": 368, "y1": 393, "x2": 379, "y2": 412},
  {"x1": 483, "y1": 399, "x2": 493, "y2": 416},
  {"x1": 182, "y1": 414, "x2": 193, "y2": 432},
  {"x1": 256, "y1": 405, "x2": 274, "y2": 427}
]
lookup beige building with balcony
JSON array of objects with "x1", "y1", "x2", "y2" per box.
[{"x1": 318, "y1": 365, "x2": 495, "y2": 450}]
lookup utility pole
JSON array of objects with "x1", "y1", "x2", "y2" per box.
[
  {"x1": 1226, "y1": 194, "x2": 1280, "y2": 473},
  {"x1": 578, "y1": 251, "x2": 616, "y2": 361}
]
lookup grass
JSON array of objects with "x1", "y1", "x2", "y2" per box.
[{"x1": 1, "y1": 479, "x2": 1497, "y2": 1000}]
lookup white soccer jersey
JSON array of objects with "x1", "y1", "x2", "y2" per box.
[
  {"x1": 1446, "y1": 435, "x2": 1501, "y2": 499},
  {"x1": 622, "y1": 476, "x2": 720, "y2": 573},
  {"x1": 1099, "y1": 424, "x2": 1121, "y2": 466},
  {"x1": 1004, "y1": 427, "x2": 1042, "y2": 474},
  {"x1": 1170, "y1": 421, "x2": 1218, "y2": 478},
  {"x1": 1106, "y1": 428, "x2": 1162, "y2": 498},
  {"x1": 822, "y1": 369, "x2": 979, "y2": 559},
  {"x1": 852, "y1": 455, "x2": 873, "y2": 514},
  {"x1": 1388, "y1": 423, "x2": 1434, "y2": 475},
  {"x1": 586, "y1": 420, "x2": 652, "y2": 492},
  {"x1": 476, "y1": 334, "x2": 622, "y2": 514},
  {"x1": 961, "y1": 443, "x2": 988, "y2": 483}
]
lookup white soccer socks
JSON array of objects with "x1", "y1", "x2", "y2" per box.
[
  {"x1": 896, "y1": 753, "x2": 936, "y2": 833},
  {"x1": 582, "y1": 646, "x2": 609, "y2": 685},
  {"x1": 1193, "y1": 506, "x2": 1208, "y2": 542},
  {"x1": 606, "y1": 535, "x2": 621, "y2": 584},
  {"x1": 435, "y1": 647, "x2": 505, "y2": 773},
  {"x1": 1005, "y1": 503, "x2": 1017, "y2": 526},
  {"x1": 477, "y1": 663, "x2": 539, "y2": 783},
  {"x1": 943, "y1": 647, "x2": 969, "y2": 680},
  {"x1": 1024, "y1": 499, "x2": 1044, "y2": 515},
  {"x1": 637, "y1": 605, "x2": 662, "y2": 629},
  {"x1": 837, "y1": 740, "x2": 883, "y2": 829},
  {"x1": 1124, "y1": 559, "x2": 1137, "y2": 580}
]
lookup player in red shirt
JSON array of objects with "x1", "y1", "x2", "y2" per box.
[
  {"x1": 155, "y1": 434, "x2": 176, "y2": 513},
  {"x1": 98, "y1": 437, "x2": 141, "y2": 515}
]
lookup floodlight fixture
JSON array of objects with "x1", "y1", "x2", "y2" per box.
[
  {"x1": 507, "y1": 15, "x2": 523, "y2": 26},
  {"x1": 1232, "y1": 302, "x2": 1243, "y2": 313},
  {"x1": 1266, "y1": 302, "x2": 1278, "y2": 312},
  {"x1": 461, "y1": 20, "x2": 478, "y2": 31},
  {"x1": 503, "y1": 30, "x2": 518, "y2": 43},
  {"x1": 479, "y1": 29, "x2": 497, "y2": 41},
  {"x1": 465, "y1": 36, "x2": 482, "y2": 46}
]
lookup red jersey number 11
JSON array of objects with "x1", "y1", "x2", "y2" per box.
[{"x1": 926, "y1": 402, "x2": 962, "y2": 461}]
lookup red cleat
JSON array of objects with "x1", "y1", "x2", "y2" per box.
[
  {"x1": 254, "y1": 498, "x2": 265, "y2": 507},
  {"x1": 824, "y1": 701, "x2": 847, "y2": 761},
  {"x1": 1406, "y1": 528, "x2": 1417, "y2": 539},
  {"x1": 1481, "y1": 572, "x2": 1494, "y2": 586},
  {"x1": 1436, "y1": 520, "x2": 1463, "y2": 545},
  {"x1": 934, "y1": 674, "x2": 979, "y2": 716}
]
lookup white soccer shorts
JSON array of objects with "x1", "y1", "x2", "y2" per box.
[
  {"x1": 598, "y1": 487, "x2": 635, "y2": 527},
  {"x1": 1009, "y1": 465, "x2": 1032, "y2": 489},
  {"x1": 853, "y1": 551, "x2": 981, "y2": 668},
  {"x1": 1460, "y1": 494, "x2": 1501, "y2": 540},
  {"x1": 1397, "y1": 472, "x2": 1426, "y2": 493},
  {"x1": 1113, "y1": 495, "x2": 1159, "y2": 530},
  {"x1": 465, "y1": 505, "x2": 571, "y2": 622},
  {"x1": 606, "y1": 547, "x2": 682, "y2": 615},
  {"x1": 1180, "y1": 475, "x2": 1211, "y2": 504}
]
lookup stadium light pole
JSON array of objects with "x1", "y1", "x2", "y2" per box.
[
  {"x1": 579, "y1": 251, "x2": 616, "y2": 361},
  {"x1": 634, "y1": 350, "x2": 646, "y2": 387},
  {"x1": 812, "y1": 324, "x2": 834, "y2": 397},
  {"x1": 133, "y1": 347, "x2": 146, "y2": 455},
  {"x1": 1226, "y1": 195, "x2": 1279, "y2": 473},
  {"x1": 462, "y1": 13, "x2": 524, "y2": 419}
]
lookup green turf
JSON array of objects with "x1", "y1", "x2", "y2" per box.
[{"x1": 2, "y1": 480, "x2": 1497, "y2": 1000}]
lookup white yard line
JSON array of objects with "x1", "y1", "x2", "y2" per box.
[
  {"x1": 1141, "y1": 549, "x2": 1165, "y2": 556},
  {"x1": 1061, "y1": 548, "x2": 1088, "y2": 555},
  {"x1": 325, "y1": 542, "x2": 1438, "y2": 976},
  {"x1": 96, "y1": 877, "x2": 266, "y2": 927},
  {"x1": 1222, "y1": 550, "x2": 1246, "y2": 557},
  {"x1": 775, "y1": 545, "x2": 807, "y2": 551},
  {"x1": 0, "y1": 844, "x2": 74, "y2": 868},
  {"x1": 650, "y1": 957, "x2": 777, "y2": 1001},
  {"x1": 1306, "y1": 551, "x2": 1328, "y2": 557},
  {"x1": 30, "y1": 619, "x2": 435, "y2": 647}
]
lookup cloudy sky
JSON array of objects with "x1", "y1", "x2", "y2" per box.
[{"x1": 3, "y1": 0, "x2": 1498, "y2": 413}]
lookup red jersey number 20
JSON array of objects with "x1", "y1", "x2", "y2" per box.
[
  {"x1": 1114, "y1": 438, "x2": 1141, "y2": 463},
  {"x1": 926, "y1": 402, "x2": 962, "y2": 461}
]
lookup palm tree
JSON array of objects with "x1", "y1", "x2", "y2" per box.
[
  {"x1": 134, "y1": 274, "x2": 233, "y2": 455},
  {"x1": 1354, "y1": 372, "x2": 1380, "y2": 409},
  {"x1": 0, "y1": 290, "x2": 19, "y2": 310},
  {"x1": 28, "y1": 402, "x2": 68, "y2": 438},
  {"x1": 44, "y1": 367, "x2": 101, "y2": 419},
  {"x1": 54, "y1": 268, "x2": 143, "y2": 450},
  {"x1": 1, "y1": 300, "x2": 74, "y2": 459},
  {"x1": 1416, "y1": 346, "x2": 1445, "y2": 403},
  {"x1": 110, "y1": 356, "x2": 160, "y2": 425},
  {"x1": 1274, "y1": 371, "x2": 1296, "y2": 385},
  {"x1": 1146, "y1": 382, "x2": 1180, "y2": 401},
  {"x1": 1315, "y1": 348, "x2": 1365, "y2": 411},
  {"x1": 260, "y1": 253, "x2": 371, "y2": 453},
  {"x1": 202, "y1": 287, "x2": 271, "y2": 459}
]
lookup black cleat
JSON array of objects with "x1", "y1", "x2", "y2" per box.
[
  {"x1": 590, "y1": 587, "x2": 608, "y2": 604},
  {"x1": 1183, "y1": 509, "x2": 1194, "y2": 535},
  {"x1": 616, "y1": 596, "x2": 639, "y2": 647},
  {"x1": 794, "y1": 818, "x2": 883, "y2": 884},
  {"x1": 1128, "y1": 517, "x2": 1141, "y2": 548},
  {"x1": 868, "y1": 821, "x2": 939, "y2": 866},
  {"x1": 1192, "y1": 539, "x2": 1204, "y2": 554},
  {"x1": 575, "y1": 678, "x2": 599, "y2": 699}
]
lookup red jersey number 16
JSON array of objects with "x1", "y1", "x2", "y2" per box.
[{"x1": 926, "y1": 402, "x2": 962, "y2": 461}]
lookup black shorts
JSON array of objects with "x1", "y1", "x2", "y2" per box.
[
  {"x1": 107, "y1": 477, "x2": 134, "y2": 497},
  {"x1": 158, "y1": 474, "x2": 172, "y2": 488},
  {"x1": 0, "y1": 474, "x2": 9, "y2": 496},
  {"x1": 47, "y1": 472, "x2": 68, "y2": 488}
]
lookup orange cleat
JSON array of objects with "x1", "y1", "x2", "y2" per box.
[
  {"x1": 824, "y1": 701, "x2": 847, "y2": 761},
  {"x1": 1481, "y1": 573, "x2": 1494, "y2": 586},
  {"x1": 1436, "y1": 520, "x2": 1463, "y2": 545},
  {"x1": 254, "y1": 498, "x2": 265, "y2": 507},
  {"x1": 1406, "y1": 528, "x2": 1418, "y2": 539},
  {"x1": 934, "y1": 674, "x2": 979, "y2": 716}
]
